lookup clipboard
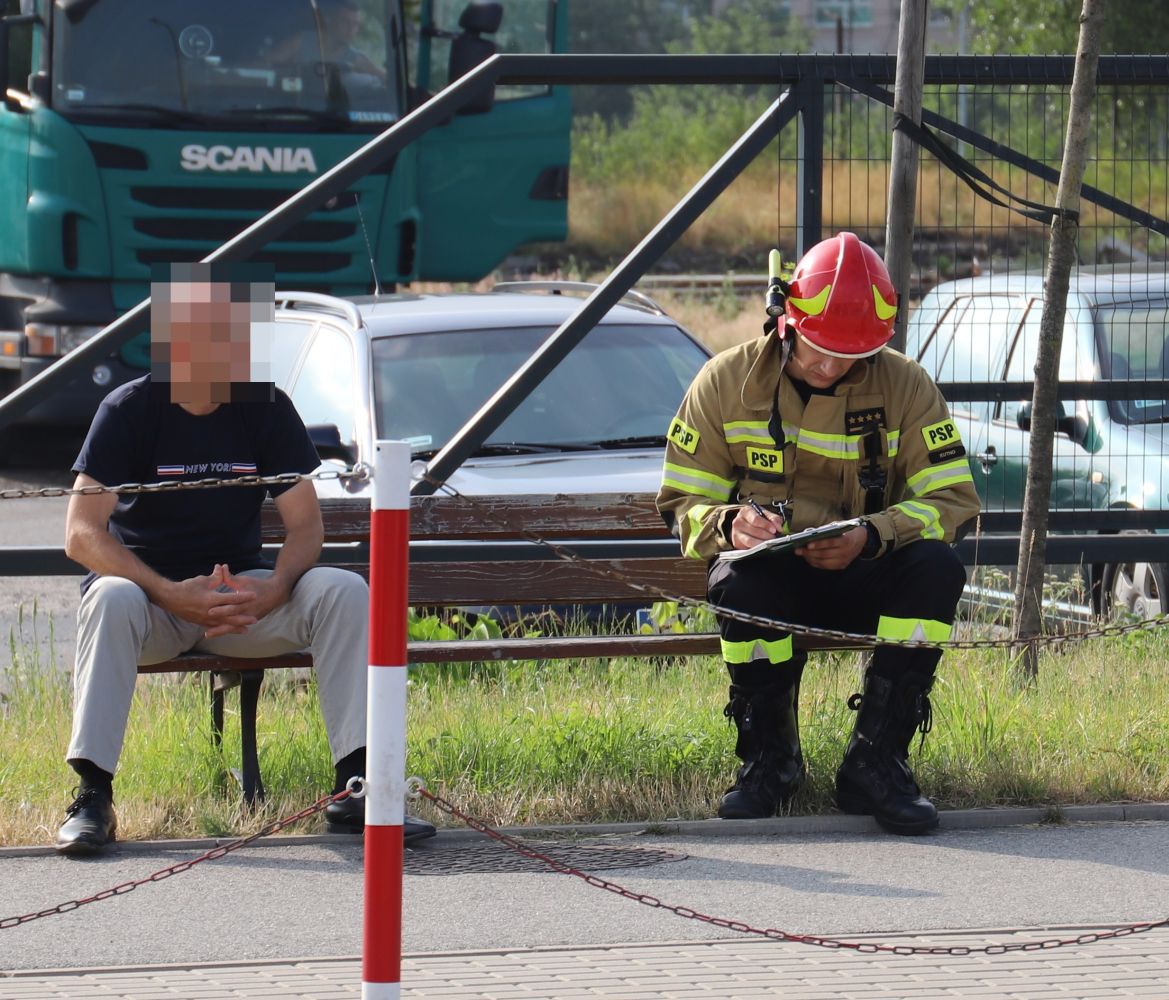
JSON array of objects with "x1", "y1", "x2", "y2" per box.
[{"x1": 717, "y1": 517, "x2": 865, "y2": 563}]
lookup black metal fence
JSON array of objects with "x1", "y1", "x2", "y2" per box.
[{"x1": 2, "y1": 54, "x2": 1169, "y2": 603}]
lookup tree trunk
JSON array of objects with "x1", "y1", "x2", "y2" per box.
[
  {"x1": 1012, "y1": 0, "x2": 1106, "y2": 681},
  {"x1": 884, "y1": 0, "x2": 927, "y2": 353}
]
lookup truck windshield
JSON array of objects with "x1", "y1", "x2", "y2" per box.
[{"x1": 51, "y1": 0, "x2": 401, "y2": 126}]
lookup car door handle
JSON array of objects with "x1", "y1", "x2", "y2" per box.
[{"x1": 976, "y1": 446, "x2": 998, "y2": 471}]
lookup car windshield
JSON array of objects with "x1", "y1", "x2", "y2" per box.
[
  {"x1": 1098, "y1": 302, "x2": 1169, "y2": 424},
  {"x1": 371, "y1": 324, "x2": 709, "y2": 453},
  {"x1": 51, "y1": 0, "x2": 400, "y2": 126}
]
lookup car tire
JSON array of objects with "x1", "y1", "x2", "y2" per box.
[{"x1": 1098, "y1": 552, "x2": 1167, "y2": 620}]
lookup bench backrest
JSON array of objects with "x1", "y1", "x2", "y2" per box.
[{"x1": 261, "y1": 493, "x2": 706, "y2": 608}]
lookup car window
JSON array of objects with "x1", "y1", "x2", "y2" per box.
[
  {"x1": 1001, "y1": 304, "x2": 1086, "y2": 425},
  {"x1": 1096, "y1": 302, "x2": 1169, "y2": 424},
  {"x1": 924, "y1": 294, "x2": 1019, "y2": 423},
  {"x1": 288, "y1": 324, "x2": 357, "y2": 447},
  {"x1": 266, "y1": 318, "x2": 317, "y2": 389},
  {"x1": 371, "y1": 323, "x2": 710, "y2": 451}
]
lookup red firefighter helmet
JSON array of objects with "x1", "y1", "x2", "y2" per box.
[{"x1": 784, "y1": 232, "x2": 898, "y2": 358}]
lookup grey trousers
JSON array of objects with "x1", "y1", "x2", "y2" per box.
[{"x1": 67, "y1": 566, "x2": 370, "y2": 776}]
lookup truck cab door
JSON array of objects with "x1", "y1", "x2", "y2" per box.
[{"x1": 410, "y1": 0, "x2": 570, "y2": 281}]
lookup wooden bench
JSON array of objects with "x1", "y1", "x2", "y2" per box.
[
  {"x1": 151, "y1": 491, "x2": 776, "y2": 802},
  {"x1": 144, "y1": 492, "x2": 1027, "y2": 802}
]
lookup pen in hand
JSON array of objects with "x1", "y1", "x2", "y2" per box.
[{"x1": 745, "y1": 497, "x2": 770, "y2": 519}]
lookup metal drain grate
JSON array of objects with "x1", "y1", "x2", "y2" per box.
[{"x1": 404, "y1": 839, "x2": 687, "y2": 876}]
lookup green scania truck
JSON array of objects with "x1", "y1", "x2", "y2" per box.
[{"x1": 0, "y1": 0, "x2": 570, "y2": 430}]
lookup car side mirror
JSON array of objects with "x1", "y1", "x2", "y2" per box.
[
  {"x1": 1015, "y1": 401, "x2": 1085, "y2": 443},
  {"x1": 449, "y1": 2, "x2": 501, "y2": 115},
  {"x1": 308, "y1": 423, "x2": 357, "y2": 466}
]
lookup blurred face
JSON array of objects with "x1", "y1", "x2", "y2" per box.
[
  {"x1": 156, "y1": 281, "x2": 251, "y2": 407},
  {"x1": 785, "y1": 332, "x2": 858, "y2": 389}
]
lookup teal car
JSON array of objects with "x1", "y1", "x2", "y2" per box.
[{"x1": 905, "y1": 268, "x2": 1169, "y2": 617}]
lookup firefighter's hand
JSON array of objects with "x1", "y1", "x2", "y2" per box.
[
  {"x1": 730, "y1": 504, "x2": 785, "y2": 550},
  {"x1": 795, "y1": 525, "x2": 868, "y2": 570}
]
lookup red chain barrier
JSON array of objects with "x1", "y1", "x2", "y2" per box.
[
  {"x1": 417, "y1": 785, "x2": 1169, "y2": 957},
  {"x1": 0, "y1": 790, "x2": 348, "y2": 930}
]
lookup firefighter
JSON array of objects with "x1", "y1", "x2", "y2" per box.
[{"x1": 657, "y1": 232, "x2": 980, "y2": 835}]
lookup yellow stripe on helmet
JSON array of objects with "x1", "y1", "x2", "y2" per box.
[
  {"x1": 872, "y1": 284, "x2": 898, "y2": 321},
  {"x1": 788, "y1": 283, "x2": 831, "y2": 316}
]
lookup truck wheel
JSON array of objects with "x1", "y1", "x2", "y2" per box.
[{"x1": 1099, "y1": 557, "x2": 1166, "y2": 620}]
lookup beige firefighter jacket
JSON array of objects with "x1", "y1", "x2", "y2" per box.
[{"x1": 657, "y1": 333, "x2": 981, "y2": 561}]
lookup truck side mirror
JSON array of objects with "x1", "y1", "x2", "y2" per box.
[
  {"x1": 449, "y1": 2, "x2": 502, "y2": 115},
  {"x1": 0, "y1": 11, "x2": 40, "y2": 111}
]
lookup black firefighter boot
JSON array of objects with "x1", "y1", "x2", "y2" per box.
[
  {"x1": 717, "y1": 678, "x2": 806, "y2": 819},
  {"x1": 834, "y1": 671, "x2": 939, "y2": 835}
]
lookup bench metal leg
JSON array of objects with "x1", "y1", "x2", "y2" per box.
[
  {"x1": 237, "y1": 670, "x2": 266, "y2": 805},
  {"x1": 210, "y1": 670, "x2": 267, "y2": 806}
]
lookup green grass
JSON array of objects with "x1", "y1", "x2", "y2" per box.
[{"x1": 3, "y1": 620, "x2": 1168, "y2": 846}]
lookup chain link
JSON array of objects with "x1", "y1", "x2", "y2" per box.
[
  {"x1": 0, "y1": 791, "x2": 347, "y2": 930},
  {"x1": 0, "y1": 466, "x2": 370, "y2": 501},
  {"x1": 416, "y1": 784, "x2": 1169, "y2": 957},
  {"x1": 416, "y1": 473, "x2": 1169, "y2": 652}
]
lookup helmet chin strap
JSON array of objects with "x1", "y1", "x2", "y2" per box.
[{"x1": 768, "y1": 329, "x2": 792, "y2": 450}]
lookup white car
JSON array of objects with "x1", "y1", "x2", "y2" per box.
[{"x1": 269, "y1": 283, "x2": 712, "y2": 499}]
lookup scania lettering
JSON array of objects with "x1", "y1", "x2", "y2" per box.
[
  {"x1": 179, "y1": 145, "x2": 319, "y2": 173},
  {"x1": 0, "y1": 0, "x2": 571, "y2": 440}
]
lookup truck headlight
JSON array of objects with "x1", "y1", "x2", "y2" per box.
[{"x1": 25, "y1": 323, "x2": 100, "y2": 356}]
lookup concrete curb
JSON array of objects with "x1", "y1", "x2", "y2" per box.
[{"x1": 4, "y1": 801, "x2": 1169, "y2": 858}]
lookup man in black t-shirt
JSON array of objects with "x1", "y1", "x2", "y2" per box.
[{"x1": 56, "y1": 264, "x2": 434, "y2": 854}]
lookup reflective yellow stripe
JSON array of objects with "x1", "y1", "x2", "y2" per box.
[
  {"x1": 789, "y1": 283, "x2": 831, "y2": 316},
  {"x1": 872, "y1": 284, "x2": 898, "y2": 321},
  {"x1": 684, "y1": 504, "x2": 715, "y2": 559},
  {"x1": 724, "y1": 420, "x2": 770, "y2": 445},
  {"x1": 721, "y1": 635, "x2": 795, "y2": 664},
  {"x1": 877, "y1": 615, "x2": 952, "y2": 644},
  {"x1": 906, "y1": 458, "x2": 975, "y2": 497},
  {"x1": 727, "y1": 420, "x2": 898, "y2": 462},
  {"x1": 893, "y1": 499, "x2": 944, "y2": 540},
  {"x1": 794, "y1": 426, "x2": 858, "y2": 460},
  {"x1": 661, "y1": 462, "x2": 736, "y2": 502}
]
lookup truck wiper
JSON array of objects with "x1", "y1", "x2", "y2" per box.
[
  {"x1": 590, "y1": 435, "x2": 668, "y2": 449},
  {"x1": 222, "y1": 106, "x2": 351, "y2": 128},
  {"x1": 71, "y1": 103, "x2": 222, "y2": 126}
]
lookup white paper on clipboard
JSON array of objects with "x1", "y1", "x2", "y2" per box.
[{"x1": 717, "y1": 517, "x2": 865, "y2": 563}]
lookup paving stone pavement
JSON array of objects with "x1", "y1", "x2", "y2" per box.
[
  {"x1": 6, "y1": 929, "x2": 1169, "y2": 1000},
  {"x1": 5, "y1": 806, "x2": 1169, "y2": 999}
]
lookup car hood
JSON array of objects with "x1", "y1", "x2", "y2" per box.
[{"x1": 313, "y1": 448, "x2": 666, "y2": 499}]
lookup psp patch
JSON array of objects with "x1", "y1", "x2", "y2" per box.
[
  {"x1": 668, "y1": 417, "x2": 700, "y2": 454},
  {"x1": 846, "y1": 406, "x2": 886, "y2": 435},
  {"x1": 921, "y1": 419, "x2": 966, "y2": 463},
  {"x1": 745, "y1": 445, "x2": 783, "y2": 474},
  {"x1": 921, "y1": 418, "x2": 961, "y2": 450}
]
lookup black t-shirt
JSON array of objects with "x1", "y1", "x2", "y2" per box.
[{"x1": 73, "y1": 375, "x2": 319, "y2": 592}]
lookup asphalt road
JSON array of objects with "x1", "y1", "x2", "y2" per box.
[{"x1": 2, "y1": 815, "x2": 1169, "y2": 972}]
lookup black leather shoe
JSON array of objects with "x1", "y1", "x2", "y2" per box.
[
  {"x1": 56, "y1": 789, "x2": 117, "y2": 856},
  {"x1": 324, "y1": 796, "x2": 436, "y2": 843}
]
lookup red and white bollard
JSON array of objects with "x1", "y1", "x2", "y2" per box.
[{"x1": 362, "y1": 440, "x2": 410, "y2": 999}]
